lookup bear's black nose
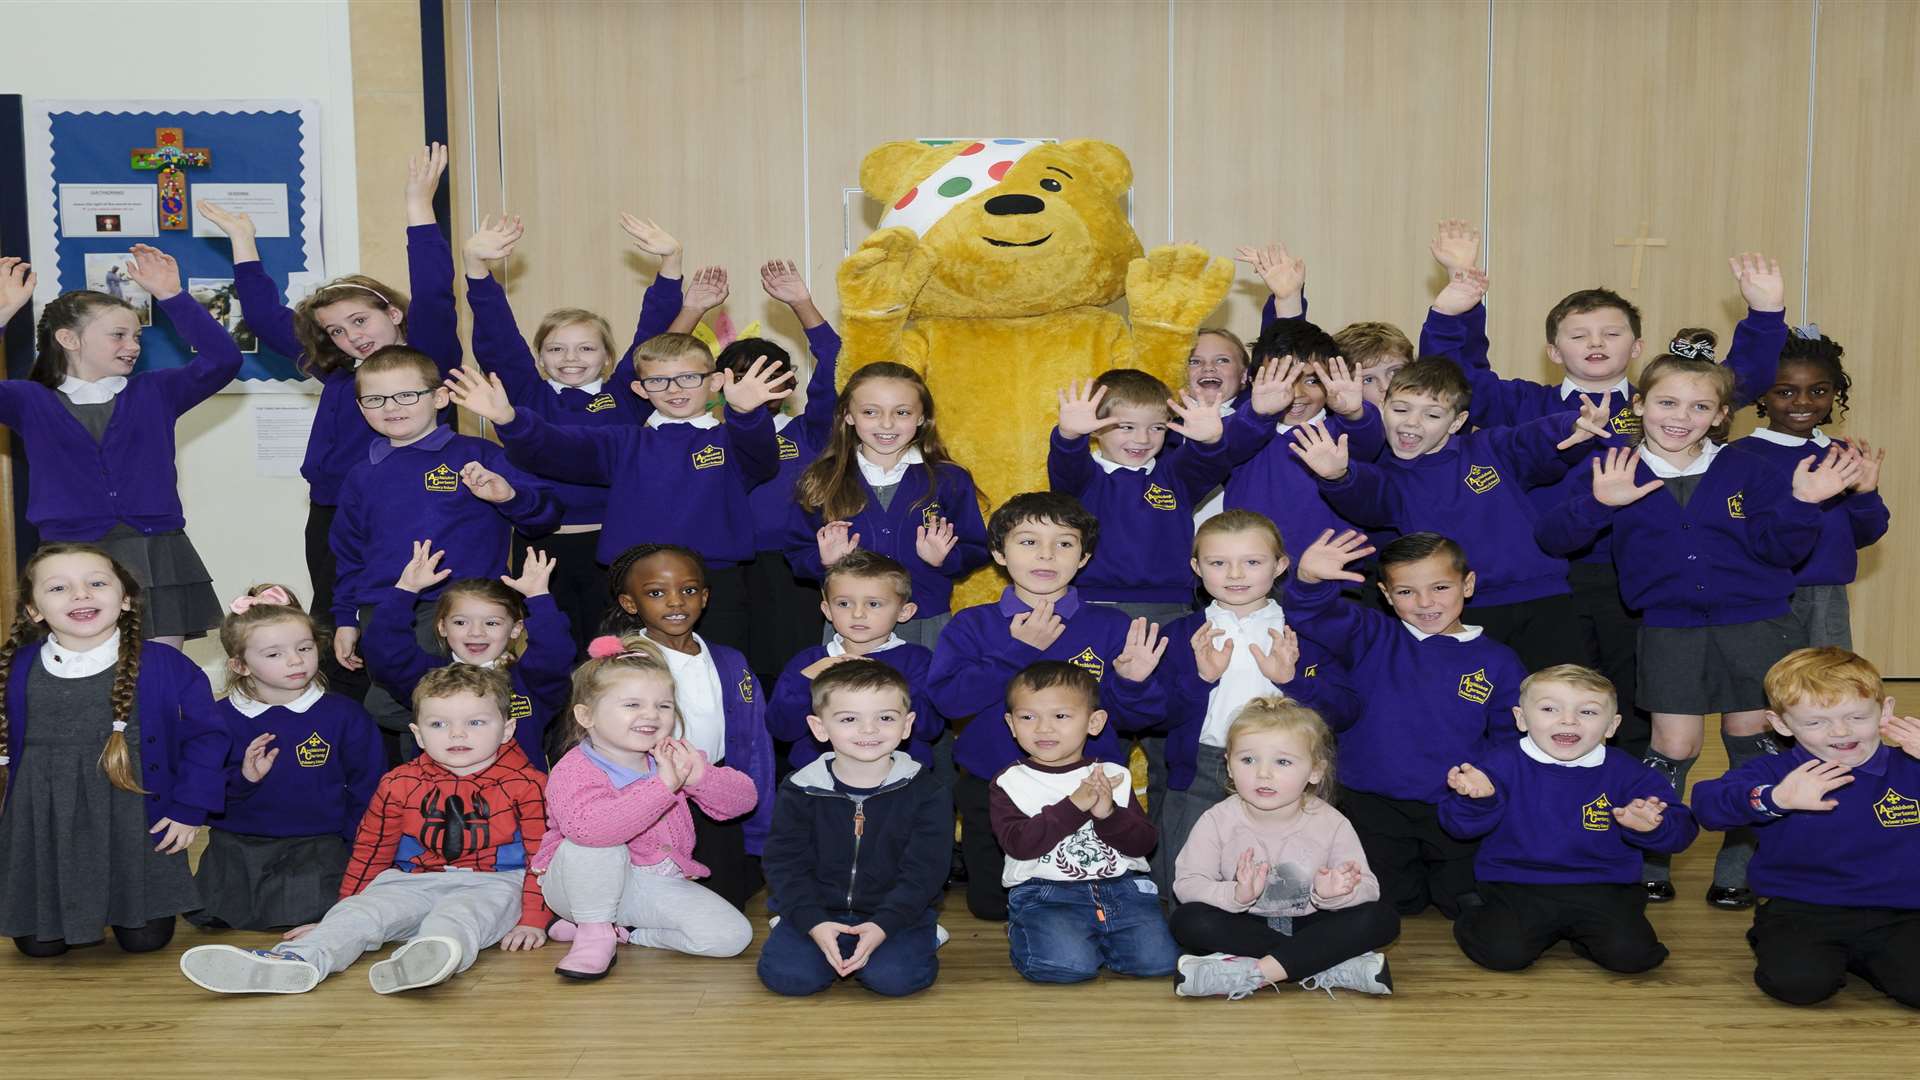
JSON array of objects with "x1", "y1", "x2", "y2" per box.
[{"x1": 983, "y1": 193, "x2": 1045, "y2": 216}]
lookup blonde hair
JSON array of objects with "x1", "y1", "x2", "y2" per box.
[
  {"x1": 1092, "y1": 368, "x2": 1171, "y2": 418},
  {"x1": 558, "y1": 633, "x2": 677, "y2": 756},
  {"x1": 1764, "y1": 647, "x2": 1884, "y2": 712},
  {"x1": 1194, "y1": 327, "x2": 1249, "y2": 366},
  {"x1": 219, "y1": 585, "x2": 324, "y2": 700},
  {"x1": 631, "y1": 332, "x2": 714, "y2": 370},
  {"x1": 1519, "y1": 664, "x2": 1618, "y2": 714},
  {"x1": 533, "y1": 308, "x2": 617, "y2": 380},
  {"x1": 1223, "y1": 696, "x2": 1336, "y2": 803},
  {"x1": 1333, "y1": 322, "x2": 1413, "y2": 369},
  {"x1": 413, "y1": 663, "x2": 513, "y2": 717},
  {"x1": 1192, "y1": 509, "x2": 1286, "y2": 560}
]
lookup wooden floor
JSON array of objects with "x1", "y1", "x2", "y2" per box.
[{"x1": 6, "y1": 737, "x2": 1918, "y2": 1080}]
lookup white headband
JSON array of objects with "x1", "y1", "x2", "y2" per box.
[{"x1": 876, "y1": 139, "x2": 1051, "y2": 238}]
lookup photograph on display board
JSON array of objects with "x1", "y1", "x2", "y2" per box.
[
  {"x1": 82, "y1": 251, "x2": 151, "y2": 325},
  {"x1": 187, "y1": 276, "x2": 257, "y2": 353}
]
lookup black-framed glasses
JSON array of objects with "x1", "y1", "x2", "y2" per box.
[
  {"x1": 356, "y1": 388, "x2": 434, "y2": 408},
  {"x1": 638, "y1": 372, "x2": 710, "y2": 392}
]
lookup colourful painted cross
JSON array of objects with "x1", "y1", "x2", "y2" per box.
[{"x1": 130, "y1": 127, "x2": 211, "y2": 230}]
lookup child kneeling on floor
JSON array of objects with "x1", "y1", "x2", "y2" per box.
[{"x1": 180, "y1": 665, "x2": 549, "y2": 995}]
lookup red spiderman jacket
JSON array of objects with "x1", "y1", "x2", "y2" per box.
[{"x1": 340, "y1": 744, "x2": 549, "y2": 927}]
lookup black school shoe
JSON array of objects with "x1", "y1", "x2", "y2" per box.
[
  {"x1": 1707, "y1": 886, "x2": 1755, "y2": 910},
  {"x1": 1643, "y1": 880, "x2": 1676, "y2": 903}
]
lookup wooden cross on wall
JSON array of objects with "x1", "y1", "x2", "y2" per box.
[
  {"x1": 1613, "y1": 221, "x2": 1668, "y2": 290},
  {"x1": 130, "y1": 127, "x2": 211, "y2": 230}
]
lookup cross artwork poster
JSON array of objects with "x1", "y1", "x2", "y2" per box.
[
  {"x1": 83, "y1": 252, "x2": 152, "y2": 326},
  {"x1": 188, "y1": 277, "x2": 257, "y2": 354}
]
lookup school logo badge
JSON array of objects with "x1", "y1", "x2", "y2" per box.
[
  {"x1": 1609, "y1": 408, "x2": 1641, "y2": 437},
  {"x1": 1726, "y1": 492, "x2": 1746, "y2": 519},
  {"x1": 1143, "y1": 483, "x2": 1178, "y2": 511},
  {"x1": 585, "y1": 394, "x2": 617, "y2": 413},
  {"x1": 1068, "y1": 646, "x2": 1105, "y2": 680},
  {"x1": 1457, "y1": 668, "x2": 1494, "y2": 704},
  {"x1": 509, "y1": 694, "x2": 533, "y2": 722},
  {"x1": 1581, "y1": 793, "x2": 1613, "y2": 831},
  {"x1": 692, "y1": 444, "x2": 725, "y2": 470},
  {"x1": 1303, "y1": 664, "x2": 1318, "y2": 678},
  {"x1": 1874, "y1": 788, "x2": 1920, "y2": 828},
  {"x1": 424, "y1": 464, "x2": 459, "y2": 492},
  {"x1": 776, "y1": 434, "x2": 800, "y2": 461},
  {"x1": 295, "y1": 732, "x2": 331, "y2": 768},
  {"x1": 921, "y1": 502, "x2": 944, "y2": 527},
  {"x1": 1464, "y1": 465, "x2": 1501, "y2": 494},
  {"x1": 738, "y1": 671, "x2": 755, "y2": 703}
]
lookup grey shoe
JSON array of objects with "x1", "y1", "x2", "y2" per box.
[
  {"x1": 368, "y1": 935, "x2": 461, "y2": 995},
  {"x1": 1298, "y1": 951, "x2": 1392, "y2": 997},
  {"x1": 180, "y1": 945, "x2": 321, "y2": 995},
  {"x1": 1174, "y1": 953, "x2": 1270, "y2": 1000}
]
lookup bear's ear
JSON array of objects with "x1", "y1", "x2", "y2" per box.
[
  {"x1": 1058, "y1": 139, "x2": 1133, "y2": 194},
  {"x1": 860, "y1": 141, "x2": 956, "y2": 205}
]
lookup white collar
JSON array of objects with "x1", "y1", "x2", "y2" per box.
[
  {"x1": 41, "y1": 631, "x2": 122, "y2": 678},
  {"x1": 1748, "y1": 427, "x2": 1831, "y2": 449},
  {"x1": 548, "y1": 377, "x2": 605, "y2": 396},
  {"x1": 1558, "y1": 377, "x2": 1632, "y2": 401},
  {"x1": 1638, "y1": 440, "x2": 1723, "y2": 478},
  {"x1": 1401, "y1": 620, "x2": 1483, "y2": 642},
  {"x1": 645, "y1": 630, "x2": 708, "y2": 663},
  {"x1": 1520, "y1": 735, "x2": 1607, "y2": 768},
  {"x1": 58, "y1": 375, "x2": 129, "y2": 404},
  {"x1": 1278, "y1": 407, "x2": 1327, "y2": 434},
  {"x1": 1203, "y1": 599, "x2": 1286, "y2": 631},
  {"x1": 228, "y1": 683, "x2": 325, "y2": 718},
  {"x1": 857, "y1": 445, "x2": 923, "y2": 488},
  {"x1": 645, "y1": 411, "x2": 720, "y2": 430},
  {"x1": 827, "y1": 632, "x2": 906, "y2": 658},
  {"x1": 1217, "y1": 402, "x2": 1236, "y2": 418},
  {"x1": 1091, "y1": 447, "x2": 1156, "y2": 475}
]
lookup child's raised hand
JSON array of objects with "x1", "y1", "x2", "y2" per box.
[
  {"x1": 1558, "y1": 394, "x2": 1615, "y2": 450},
  {"x1": 816, "y1": 520, "x2": 861, "y2": 565},
  {"x1": 1289, "y1": 421, "x2": 1350, "y2": 481},
  {"x1": 499, "y1": 924, "x2": 547, "y2": 951},
  {"x1": 1847, "y1": 438, "x2": 1885, "y2": 494},
  {"x1": 464, "y1": 214, "x2": 524, "y2": 266},
  {"x1": 333, "y1": 626, "x2": 363, "y2": 671},
  {"x1": 459, "y1": 461, "x2": 518, "y2": 504},
  {"x1": 404, "y1": 142, "x2": 450, "y2": 223},
  {"x1": 1312, "y1": 861, "x2": 1364, "y2": 903},
  {"x1": 1114, "y1": 617, "x2": 1168, "y2": 683},
  {"x1": 653, "y1": 737, "x2": 688, "y2": 793},
  {"x1": 1591, "y1": 446, "x2": 1664, "y2": 507},
  {"x1": 1611, "y1": 796, "x2": 1667, "y2": 833},
  {"x1": 240, "y1": 732, "x2": 280, "y2": 783},
  {"x1": 1771, "y1": 758, "x2": 1854, "y2": 811},
  {"x1": 808, "y1": 921, "x2": 858, "y2": 977},
  {"x1": 1248, "y1": 356, "x2": 1301, "y2": 418},
  {"x1": 1729, "y1": 251, "x2": 1785, "y2": 312},
  {"x1": 801, "y1": 654, "x2": 856, "y2": 679},
  {"x1": 1877, "y1": 699, "x2": 1920, "y2": 760},
  {"x1": 1166, "y1": 391, "x2": 1225, "y2": 445},
  {"x1": 684, "y1": 265, "x2": 730, "y2": 312},
  {"x1": 444, "y1": 367, "x2": 517, "y2": 425},
  {"x1": 501, "y1": 546, "x2": 555, "y2": 598},
  {"x1": 194, "y1": 199, "x2": 259, "y2": 260},
  {"x1": 1792, "y1": 444, "x2": 1865, "y2": 504},
  {"x1": 1446, "y1": 762, "x2": 1495, "y2": 799},
  {"x1": 124, "y1": 244, "x2": 183, "y2": 300},
  {"x1": 149, "y1": 817, "x2": 200, "y2": 855},
  {"x1": 1430, "y1": 219, "x2": 1482, "y2": 274},
  {"x1": 1231, "y1": 847, "x2": 1270, "y2": 905},
  {"x1": 721, "y1": 354, "x2": 795, "y2": 413},
  {"x1": 1235, "y1": 242, "x2": 1306, "y2": 315},
  {"x1": 1009, "y1": 599, "x2": 1065, "y2": 651},
  {"x1": 1249, "y1": 626, "x2": 1300, "y2": 686},
  {"x1": 1055, "y1": 379, "x2": 1115, "y2": 439},
  {"x1": 396, "y1": 539, "x2": 452, "y2": 593},
  {"x1": 620, "y1": 213, "x2": 680, "y2": 258},
  {"x1": 1432, "y1": 267, "x2": 1489, "y2": 316},
  {"x1": 915, "y1": 516, "x2": 957, "y2": 568},
  {"x1": 1295, "y1": 528, "x2": 1373, "y2": 585},
  {"x1": 1314, "y1": 357, "x2": 1365, "y2": 421},
  {"x1": 0, "y1": 257, "x2": 35, "y2": 324},
  {"x1": 760, "y1": 258, "x2": 811, "y2": 304},
  {"x1": 1191, "y1": 624, "x2": 1234, "y2": 683}
]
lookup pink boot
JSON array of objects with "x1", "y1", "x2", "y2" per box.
[{"x1": 554, "y1": 922, "x2": 620, "y2": 981}]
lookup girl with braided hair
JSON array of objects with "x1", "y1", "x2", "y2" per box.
[{"x1": 0, "y1": 543, "x2": 229, "y2": 957}]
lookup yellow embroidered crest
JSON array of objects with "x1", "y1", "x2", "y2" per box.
[
  {"x1": 1068, "y1": 646, "x2": 1105, "y2": 679},
  {"x1": 585, "y1": 394, "x2": 617, "y2": 413},
  {"x1": 1608, "y1": 408, "x2": 1641, "y2": 436},
  {"x1": 738, "y1": 671, "x2": 755, "y2": 703},
  {"x1": 1582, "y1": 793, "x2": 1613, "y2": 831},
  {"x1": 1464, "y1": 464, "x2": 1501, "y2": 494},
  {"x1": 692, "y1": 444, "x2": 725, "y2": 470},
  {"x1": 1874, "y1": 788, "x2": 1920, "y2": 828},
  {"x1": 921, "y1": 502, "x2": 945, "y2": 527},
  {"x1": 509, "y1": 695, "x2": 533, "y2": 721},
  {"x1": 423, "y1": 464, "x2": 459, "y2": 492},
  {"x1": 1142, "y1": 483, "x2": 1178, "y2": 511},
  {"x1": 1457, "y1": 668, "x2": 1494, "y2": 704},
  {"x1": 1727, "y1": 492, "x2": 1745, "y2": 519},
  {"x1": 776, "y1": 434, "x2": 800, "y2": 461},
  {"x1": 295, "y1": 732, "x2": 331, "y2": 768}
]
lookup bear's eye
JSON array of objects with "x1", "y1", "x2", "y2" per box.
[{"x1": 1040, "y1": 178, "x2": 1062, "y2": 192}]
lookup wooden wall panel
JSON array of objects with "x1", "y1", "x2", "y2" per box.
[
  {"x1": 1808, "y1": 0, "x2": 1919, "y2": 671},
  {"x1": 1172, "y1": 0, "x2": 1488, "y2": 340},
  {"x1": 349, "y1": 0, "x2": 426, "y2": 287},
  {"x1": 1487, "y1": 0, "x2": 1811, "y2": 381}
]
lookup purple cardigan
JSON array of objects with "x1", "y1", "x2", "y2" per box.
[
  {"x1": 0, "y1": 292, "x2": 242, "y2": 538},
  {"x1": 702, "y1": 640, "x2": 777, "y2": 855},
  {"x1": 4, "y1": 640, "x2": 228, "y2": 827}
]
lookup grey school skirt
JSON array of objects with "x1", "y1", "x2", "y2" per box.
[{"x1": 94, "y1": 525, "x2": 224, "y2": 639}]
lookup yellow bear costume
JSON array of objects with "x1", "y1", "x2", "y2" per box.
[{"x1": 837, "y1": 138, "x2": 1233, "y2": 607}]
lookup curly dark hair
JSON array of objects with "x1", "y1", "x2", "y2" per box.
[{"x1": 1757, "y1": 332, "x2": 1850, "y2": 422}]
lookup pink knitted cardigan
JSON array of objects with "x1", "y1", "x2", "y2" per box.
[{"x1": 531, "y1": 744, "x2": 758, "y2": 876}]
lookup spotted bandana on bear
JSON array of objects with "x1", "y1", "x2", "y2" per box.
[{"x1": 878, "y1": 138, "x2": 1051, "y2": 238}]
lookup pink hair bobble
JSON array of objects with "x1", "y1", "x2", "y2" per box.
[
  {"x1": 229, "y1": 586, "x2": 293, "y2": 615},
  {"x1": 587, "y1": 635, "x2": 626, "y2": 659}
]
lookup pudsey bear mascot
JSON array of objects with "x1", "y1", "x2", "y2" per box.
[{"x1": 837, "y1": 138, "x2": 1234, "y2": 606}]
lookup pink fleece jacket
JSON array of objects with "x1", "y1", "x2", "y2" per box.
[{"x1": 532, "y1": 744, "x2": 759, "y2": 877}]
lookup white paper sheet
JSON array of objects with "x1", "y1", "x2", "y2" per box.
[
  {"x1": 192, "y1": 183, "x2": 291, "y2": 238},
  {"x1": 58, "y1": 184, "x2": 157, "y2": 236}
]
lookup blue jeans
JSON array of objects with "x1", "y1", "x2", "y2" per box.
[
  {"x1": 1006, "y1": 874, "x2": 1180, "y2": 983},
  {"x1": 756, "y1": 909, "x2": 939, "y2": 997}
]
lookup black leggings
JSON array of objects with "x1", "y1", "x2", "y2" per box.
[
  {"x1": 953, "y1": 769, "x2": 1008, "y2": 922},
  {"x1": 690, "y1": 800, "x2": 763, "y2": 912},
  {"x1": 13, "y1": 915, "x2": 177, "y2": 958},
  {"x1": 1168, "y1": 901, "x2": 1399, "y2": 980},
  {"x1": 517, "y1": 528, "x2": 606, "y2": 663}
]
